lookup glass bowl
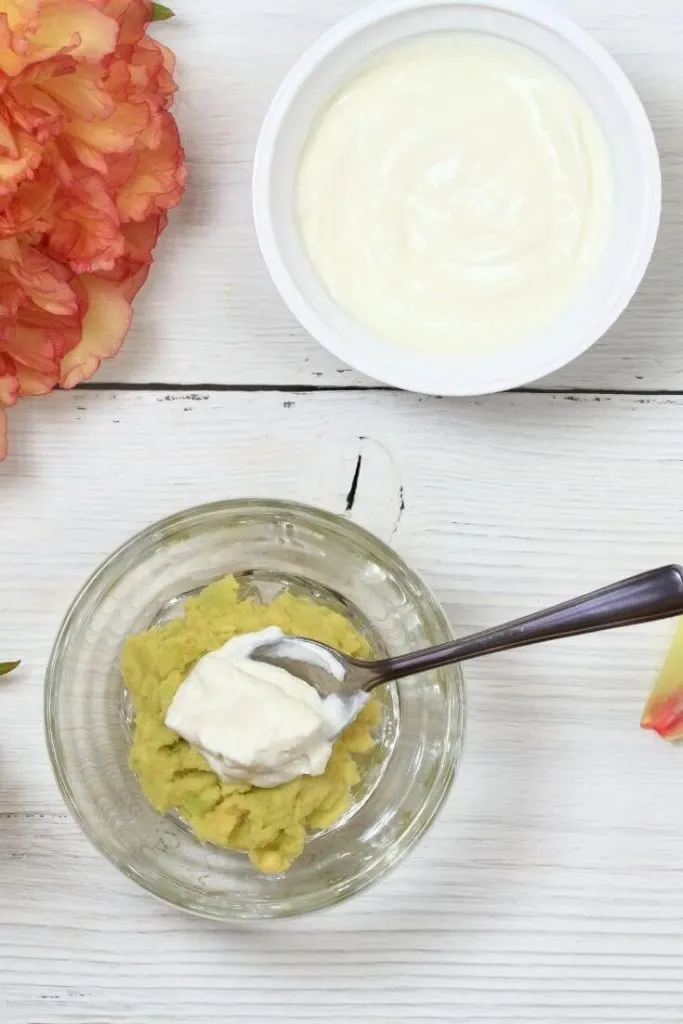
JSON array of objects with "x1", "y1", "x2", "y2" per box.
[{"x1": 45, "y1": 500, "x2": 465, "y2": 920}]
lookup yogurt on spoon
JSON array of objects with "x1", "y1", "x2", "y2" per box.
[{"x1": 165, "y1": 628, "x2": 364, "y2": 788}]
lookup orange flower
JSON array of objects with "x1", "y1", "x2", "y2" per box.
[{"x1": 0, "y1": 0, "x2": 186, "y2": 456}]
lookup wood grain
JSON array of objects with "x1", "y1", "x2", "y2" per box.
[
  {"x1": 3, "y1": 388, "x2": 683, "y2": 1022},
  {"x1": 89, "y1": 0, "x2": 683, "y2": 392}
]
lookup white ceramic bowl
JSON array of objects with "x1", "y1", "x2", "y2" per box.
[{"x1": 253, "y1": 0, "x2": 661, "y2": 395}]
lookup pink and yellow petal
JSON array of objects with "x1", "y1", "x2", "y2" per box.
[
  {"x1": 103, "y1": 0, "x2": 151, "y2": 47},
  {"x1": 3, "y1": 83, "x2": 64, "y2": 142},
  {"x1": 0, "y1": 0, "x2": 42, "y2": 42},
  {"x1": 65, "y1": 98, "x2": 150, "y2": 154},
  {"x1": 15, "y1": 362, "x2": 59, "y2": 394},
  {"x1": 116, "y1": 110, "x2": 185, "y2": 221},
  {"x1": 641, "y1": 692, "x2": 683, "y2": 742},
  {"x1": 0, "y1": 129, "x2": 44, "y2": 196},
  {"x1": 41, "y1": 63, "x2": 115, "y2": 121},
  {"x1": 0, "y1": 352, "x2": 19, "y2": 405},
  {"x1": 47, "y1": 170, "x2": 124, "y2": 272},
  {"x1": 29, "y1": 0, "x2": 118, "y2": 63},
  {"x1": 64, "y1": 135, "x2": 108, "y2": 173},
  {"x1": 0, "y1": 169, "x2": 58, "y2": 235},
  {"x1": 641, "y1": 617, "x2": 683, "y2": 742},
  {"x1": 5, "y1": 319, "x2": 64, "y2": 374},
  {"x1": 98, "y1": 209, "x2": 164, "y2": 283},
  {"x1": 0, "y1": 275, "x2": 24, "y2": 317},
  {"x1": 0, "y1": 0, "x2": 41, "y2": 75},
  {"x1": 0, "y1": 404, "x2": 7, "y2": 459},
  {"x1": 0, "y1": 118, "x2": 21, "y2": 161},
  {"x1": 59, "y1": 273, "x2": 131, "y2": 386},
  {"x1": 8, "y1": 244, "x2": 78, "y2": 314}
]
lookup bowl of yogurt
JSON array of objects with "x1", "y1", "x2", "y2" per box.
[
  {"x1": 253, "y1": 0, "x2": 661, "y2": 394},
  {"x1": 45, "y1": 500, "x2": 465, "y2": 919}
]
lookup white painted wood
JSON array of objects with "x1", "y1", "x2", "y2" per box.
[
  {"x1": 6, "y1": 0, "x2": 683, "y2": 1018},
  {"x1": 3, "y1": 388, "x2": 683, "y2": 1022},
  {"x1": 95, "y1": 0, "x2": 683, "y2": 391}
]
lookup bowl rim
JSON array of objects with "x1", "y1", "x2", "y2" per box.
[
  {"x1": 252, "y1": 0, "x2": 662, "y2": 396},
  {"x1": 45, "y1": 498, "x2": 467, "y2": 920}
]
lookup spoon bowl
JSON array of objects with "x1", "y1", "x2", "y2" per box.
[{"x1": 249, "y1": 634, "x2": 385, "y2": 734}]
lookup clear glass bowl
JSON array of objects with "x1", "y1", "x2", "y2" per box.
[{"x1": 45, "y1": 500, "x2": 465, "y2": 920}]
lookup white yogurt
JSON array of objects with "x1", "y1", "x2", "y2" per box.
[
  {"x1": 296, "y1": 32, "x2": 614, "y2": 356},
  {"x1": 165, "y1": 628, "x2": 363, "y2": 788}
]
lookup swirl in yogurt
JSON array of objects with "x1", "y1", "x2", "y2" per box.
[{"x1": 296, "y1": 33, "x2": 614, "y2": 355}]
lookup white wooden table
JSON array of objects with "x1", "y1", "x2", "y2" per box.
[{"x1": 3, "y1": 2, "x2": 683, "y2": 1021}]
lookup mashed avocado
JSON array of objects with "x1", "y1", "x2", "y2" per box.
[{"x1": 122, "y1": 576, "x2": 381, "y2": 873}]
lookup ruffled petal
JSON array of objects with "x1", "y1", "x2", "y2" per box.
[
  {"x1": 0, "y1": 405, "x2": 7, "y2": 458},
  {"x1": 8, "y1": 243, "x2": 78, "y2": 313},
  {"x1": 64, "y1": 96, "x2": 149, "y2": 153},
  {"x1": 115, "y1": 109, "x2": 185, "y2": 221},
  {"x1": 41, "y1": 62, "x2": 114, "y2": 120},
  {"x1": 5, "y1": 316, "x2": 64, "y2": 374},
  {"x1": 0, "y1": 0, "x2": 42, "y2": 45},
  {"x1": 0, "y1": 351, "x2": 20, "y2": 404},
  {"x1": 3, "y1": 82, "x2": 64, "y2": 143},
  {"x1": 59, "y1": 272, "x2": 131, "y2": 386},
  {"x1": 0, "y1": 166, "x2": 58, "y2": 235},
  {"x1": 47, "y1": 169, "x2": 124, "y2": 271},
  {"x1": 103, "y1": 0, "x2": 150, "y2": 46},
  {"x1": 30, "y1": 1, "x2": 118, "y2": 63},
  {"x1": 0, "y1": 1, "x2": 42, "y2": 76},
  {"x1": 0, "y1": 124, "x2": 44, "y2": 195},
  {"x1": 98, "y1": 208, "x2": 164, "y2": 282}
]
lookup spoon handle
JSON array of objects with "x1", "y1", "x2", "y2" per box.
[{"x1": 366, "y1": 565, "x2": 683, "y2": 687}]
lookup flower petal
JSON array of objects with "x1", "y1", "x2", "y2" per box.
[
  {"x1": 30, "y1": 1, "x2": 118, "y2": 62},
  {"x1": 6, "y1": 319, "x2": 63, "y2": 372},
  {"x1": 15, "y1": 363, "x2": 59, "y2": 394},
  {"x1": 3, "y1": 82, "x2": 63, "y2": 143},
  {"x1": 0, "y1": 0, "x2": 41, "y2": 42},
  {"x1": 48, "y1": 169, "x2": 124, "y2": 272},
  {"x1": 60, "y1": 273, "x2": 132, "y2": 386},
  {"x1": 0, "y1": 264, "x2": 24, "y2": 317},
  {"x1": 0, "y1": 352, "x2": 20, "y2": 405},
  {"x1": 65, "y1": 98, "x2": 150, "y2": 154},
  {"x1": 641, "y1": 617, "x2": 683, "y2": 742},
  {"x1": 9, "y1": 244, "x2": 79, "y2": 314},
  {"x1": 0, "y1": 166, "x2": 58, "y2": 235},
  {"x1": 0, "y1": 409, "x2": 6, "y2": 458},
  {"x1": 115, "y1": 109, "x2": 186, "y2": 221},
  {"x1": 41, "y1": 63, "x2": 115, "y2": 121},
  {"x1": 0, "y1": 127, "x2": 44, "y2": 195},
  {"x1": 104, "y1": 0, "x2": 150, "y2": 46},
  {"x1": 641, "y1": 691, "x2": 683, "y2": 742},
  {"x1": 0, "y1": 1, "x2": 41, "y2": 76},
  {"x1": 97, "y1": 209, "x2": 164, "y2": 283}
]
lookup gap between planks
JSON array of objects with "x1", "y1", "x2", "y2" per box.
[{"x1": 75, "y1": 383, "x2": 683, "y2": 397}]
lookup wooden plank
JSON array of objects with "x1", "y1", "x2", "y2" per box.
[
  {"x1": 2, "y1": 388, "x2": 683, "y2": 1021},
  {"x1": 94, "y1": 0, "x2": 683, "y2": 391}
]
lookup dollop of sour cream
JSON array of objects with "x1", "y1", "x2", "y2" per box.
[
  {"x1": 165, "y1": 628, "x2": 363, "y2": 788},
  {"x1": 296, "y1": 32, "x2": 614, "y2": 356}
]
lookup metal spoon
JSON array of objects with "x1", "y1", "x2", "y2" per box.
[{"x1": 250, "y1": 565, "x2": 683, "y2": 733}]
